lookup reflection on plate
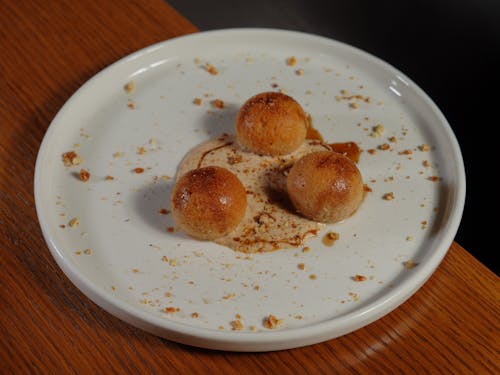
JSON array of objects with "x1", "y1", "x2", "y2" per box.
[{"x1": 34, "y1": 29, "x2": 465, "y2": 351}]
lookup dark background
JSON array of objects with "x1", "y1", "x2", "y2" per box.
[{"x1": 167, "y1": 0, "x2": 499, "y2": 274}]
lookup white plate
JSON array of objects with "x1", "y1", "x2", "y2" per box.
[{"x1": 35, "y1": 29, "x2": 465, "y2": 351}]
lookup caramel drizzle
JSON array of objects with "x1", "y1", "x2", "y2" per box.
[{"x1": 197, "y1": 142, "x2": 233, "y2": 169}]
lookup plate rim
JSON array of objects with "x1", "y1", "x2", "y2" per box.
[{"x1": 34, "y1": 28, "x2": 466, "y2": 351}]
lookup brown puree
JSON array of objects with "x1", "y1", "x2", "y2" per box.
[{"x1": 176, "y1": 134, "x2": 362, "y2": 253}]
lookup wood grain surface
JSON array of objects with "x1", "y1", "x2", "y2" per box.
[{"x1": 1, "y1": 1, "x2": 499, "y2": 373}]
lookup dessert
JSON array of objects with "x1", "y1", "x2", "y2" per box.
[
  {"x1": 287, "y1": 151, "x2": 364, "y2": 223},
  {"x1": 171, "y1": 166, "x2": 247, "y2": 240},
  {"x1": 236, "y1": 92, "x2": 307, "y2": 156}
]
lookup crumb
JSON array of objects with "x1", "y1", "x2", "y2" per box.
[
  {"x1": 59, "y1": 225, "x2": 66, "y2": 229},
  {"x1": 105, "y1": 175, "x2": 114, "y2": 180},
  {"x1": 132, "y1": 268, "x2": 140, "y2": 273},
  {"x1": 302, "y1": 246, "x2": 311, "y2": 253},
  {"x1": 404, "y1": 260, "x2": 418, "y2": 269},
  {"x1": 406, "y1": 236, "x2": 414, "y2": 241},
  {"x1": 367, "y1": 148, "x2": 376, "y2": 155},
  {"x1": 68, "y1": 218, "x2": 79, "y2": 228},
  {"x1": 295, "y1": 68, "x2": 304, "y2": 76},
  {"x1": 133, "y1": 167, "x2": 144, "y2": 174},
  {"x1": 166, "y1": 227, "x2": 174, "y2": 233},
  {"x1": 363, "y1": 184, "x2": 373, "y2": 193},
  {"x1": 124, "y1": 81, "x2": 135, "y2": 94},
  {"x1": 168, "y1": 258, "x2": 177, "y2": 266},
  {"x1": 322, "y1": 232, "x2": 339, "y2": 246},
  {"x1": 113, "y1": 152, "x2": 123, "y2": 159},
  {"x1": 388, "y1": 136, "x2": 398, "y2": 143},
  {"x1": 79, "y1": 169, "x2": 90, "y2": 182},
  {"x1": 127, "y1": 100, "x2": 135, "y2": 109},
  {"x1": 211, "y1": 99, "x2": 224, "y2": 109},
  {"x1": 191, "y1": 312, "x2": 199, "y2": 318},
  {"x1": 309, "y1": 274, "x2": 317, "y2": 280},
  {"x1": 423, "y1": 160, "x2": 431, "y2": 168},
  {"x1": 83, "y1": 248, "x2": 92, "y2": 255},
  {"x1": 378, "y1": 143, "x2": 390, "y2": 151},
  {"x1": 75, "y1": 251, "x2": 81, "y2": 255},
  {"x1": 158, "y1": 208, "x2": 170, "y2": 215},
  {"x1": 298, "y1": 263, "x2": 305, "y2": 270},
  {"x1": 250, "y1": 326, "x2": 257, "y2": 332},
  {"x1": 398, "y1": 149, "x2": 413, "y2": 155},
  {"x1": 230, "y1": 319, "x2": 244, "y2": 331},
  {"x1": 349, "y1": 292, "x2": 360, "y2": 301},
  {"x1": 264, "y1": 314, "x2": 283, "y2": 329},
  {"x1": 164, "y1": 307, "x2": 180, "y2": 314},
  {"x1": 418, "y1": 144, "x2": 430, "y2": 152},
  {"x1": 223, "y1": 293, "x2": 236, "y2": 300},
  {"x1": 193, "y1": 98, "x2": 202, "y2": 106},
  {"x1": 421, "y1": 220, "x2": 427, "y2": 229},
  {"x1": 383, "y1": 192, "x2": 395, "y2": 201},
  {"x1": 286, "y1": 56, "x2": 297, "y2": 66},
  {"x1": 353, "y1": 274, "x2": 367, "y2": 282},
  {"x1": 428, "y1": 176, "x2": 440, "y2": 182},
  {"x1": 137, "y1": 146, "x2": 146, "y2": 155},
  {"x1": 370, "y1": 124, "x2": 385, "y2": 137},
  {"x1": 349, "y1": 102, "x2": 359, "y2": 109},
  {"x1": 204, "y1": 63, "x2": 218, "y2": 75},
  {"x1": 62, "y1": 151, "x2": 81, "y2": 167}
]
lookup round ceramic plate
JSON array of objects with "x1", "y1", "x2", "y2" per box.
[{"x1": 35, "y1": 29, "x2": 465, "y2": 351}]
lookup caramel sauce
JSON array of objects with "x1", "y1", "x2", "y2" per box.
[
  {"x1": 322, "y1": 231, "x2": 339, "y2": 246},
  {"x1": 328, "y1": 142, "x2": 361, "y2": 163},
  {"x1": 197, "y1": 142, "x2": 233, "y2": 168}
]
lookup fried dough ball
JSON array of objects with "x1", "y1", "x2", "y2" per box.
[
  {"x1": 236, "y1": 92, "x2": 307, "y2": 156},
  {"x1": 171, "y1": 166, "x2": 247, "y2": 240},
  {"x1": 287, "y1": 151, "x2": 364, "y2": 223}
]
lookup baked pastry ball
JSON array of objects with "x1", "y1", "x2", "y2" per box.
[
  {"x1": 171, "y1": 166, "x2": 247, "y2": 240},
  {"x1": 287, "y1": 151, "x2": 364, "y2": 223},
  {"x1": 236, "y1": 92, "x2": 307, "y2": 156}
]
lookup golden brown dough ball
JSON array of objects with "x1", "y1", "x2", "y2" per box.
[
  {"x1": 171, "y1": 166, "x2": 247, "y2": 240},
  {"x1": 236, "y1": 92, "x2": 307, "y2": 156},
  {"x1": 287, "y1": 151, "x2": 364, "y2": 223}
]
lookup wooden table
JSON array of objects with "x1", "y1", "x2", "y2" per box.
[{"x1": 1, "y1": 1, "x2": 498, "y2": 373}]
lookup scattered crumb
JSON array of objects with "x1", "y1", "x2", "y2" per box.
[
  {"x1": 295, "y1": 68, "x2": 304, "y2": 76},
  {"x1": 62, "y1": 151, "x2": 82, "y2": 166},
  {"x1": 79, "y1": 169, "x2": 90, "y2": 182},
  {"x1": 298, "y1": 263, "x2": 305, "y2": 270},
  {"x1": 158, "y1": 208, "x2": 170, "y2": 215},
  {"x1": 137, "y1": 146, "x2": 146, "y2": 155},
  {"x1": 370, "y1": 124, "x2": 385, "y2": 138},
  {"x1": 388, "y1": 136, "x2": 398, "y2": 143},
  {"x1": 398, "y1": 149, "x2": 413, "y2": 155},
  {"x1": 230, "y1": 319, "x2": 244, "y2": 331},
  {"x1": 383, "y1": 192, "x2": 395, "y2": 201},
  {"x1": 353, "y1": 274, "x2": 367, "y2": 282},
  {"x1": 222, "y1": 293, "x2": 236, "y2": 300},
  {"x1": 418, "y1": 144, "x2": 430, "y2": 152},
  {"x1": 133, "y1": 167, "x2": 144, "y2": 174},
  {"x1": 302, "y1": 246, "x2": 311, "y2": 253},
  {"x1": 193, "y1": 98, "x2": 202, "y2": 106},
  {"x1": 423, "y1": 160, "x2": 431, "y2": 168},
  {"x1": 105, "y1": 175, "x2": 114, "y2": 181},
  {"x1": 421, "y1": 220, "x2": 428, "y2": 230},
  {"x1": 113, "y1": 152, "x2": 123, "y2": 159},
  {"x1": 166, "y1": 227, "x2": 175, "y2": 233},
  {"x1": 378, "y1": 143, "x2": 390, "y2": 151},
  {"x1": 367, "y1": 148, "x2": 376, "y2": 155},
  {"x1": 191, "y1": 312, "x2": 199, "y2": 318},
  {"x1": 211, "y1": 99, "x2": 224, "y2": 109},
  {"x1": 349, "y1": 102, "x2": 359, "y2": 109},
  {"x1": 204, "y1": 63, "x2": 218, "y2": 75},
  {"x1": 406, "y1": 236, "x2": 414, "y2": 241},
  {"x1": 286, "y1": 56, "x2": 297, "y2": 66},
  {"x1": 309, "y1": 274, "x2": 317, "y2": 280},
  {"x1": 404, "y1": 260, "x2": 418, "y2": 269},
  {"x1": 264, "y1": 314, "x2": 283, "y2": 329},
  {"x1": 428, "y1": 176, "x2": 440, "y2": 182},
  {"x1": 164, "y1": 307, "x2": 180, "y2": 314},
  {"x1": 83, "y1": 248, "x2": 92, "y2": 255},
  {"x1": 68, "y1": 217, "x2": 79, "y2": 228},
  {"x1": 349, "y1": 292, "x2": 360, "y2": 302},
  {"x1": 124, "y1": 81, "x2": 135, "y2": 94},
  {"x1": 127, "y1": 100, "x2": 135, "y2": 110}
]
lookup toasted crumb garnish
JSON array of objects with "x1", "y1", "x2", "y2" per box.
[
  {"x1": 127, "y1": 100, "x2": 135, "y2": 109},
  {"x1": 388, "y1": 136, "x2": 398, "y2": 143},
  {"x1": 105, "y1": 175, "x2": 114, "y2": 181},
  {"x1": 83, "y1": 248, "x2": 92, "y2": 255},
  {"x1": 406, "y1": 236, "x2": 414, "y2": 241},
  {"x1": 79, "y1": 169, "x2": 90, "y2": 182},
  {"x1": 378, "y1": 143, "x2": 390, "y2": 150},
  {"x1": 158, "y1": 208, "x2": 170, "y2": 215},
  {"x1": 349, "y1": 102, "x2": 359, "y2": 109},
  {"x1": 367, "y1": 148, "x2": 376, "y2": 155},
  {"x1": 398, "y1": 149, "x2": 413, "y2": 155},
  {"x1": 428, "y1": 176, "x2": 440, "y2": 182},
  {"x1": 302, "y1": 246, "x2": 311, "y2": 253},
  {"x1": 423, "y1": 160, "x2": 431, "y2": 168},
  {"x1": 264, "y1": 314, "x2": 283, "y2": 329},
  {"x1": 222, "y1": 293, "x2": 236, "y2": 300},
  {"x1": 62, "y1": 151, "x2": 81, "y2": 166},
  {"x1": 370, "y1": 124, "x2": 385, "y2": 137},
  {"x1": 297, "y1": 263, "x2": 305, "y2": 270},
  {"x1": 124, "y1": 81, "x2": 135, "y2": 94},
  {"x1": 204, "y1": 63, "x2": 218, "y2": 75},
  {"x1": 212, "y1": 99, "x2": 224, "y2": 109},
  {"x1": 137, "y1": 146, "x2": 146, "y2": 155},
  {"x1": 353, "y1": 274, "x2": 367, "y2": 282},
  {"x1": 383, "y1": 192, "x2": 395, "y2": 201},
  {"x1": 295, "y1": 68, "x2": 304, "y2": 76},
  {"x1": 166, "y1": 227, "x2": 174, "y2": 233},
  {"x1": 322, "y1": 231, "x2": 339, "y2": 246},
  {"x1": 68, "y1": 217, "x2": 79, "y2": 228},
  {"x1": 133, "y1": 167, "x2": 144, "y2": 174},
  {"x1": 286, "y1": 56, "x2": 297, "y2": 66},
  {"x1": 230, "y1": 319, "x2": 244, "y2": 331},
  {"x1": 418, "y1": 144, "x2": 430, "y2": 151},
  {"x1": 164, "y1": 307, "x2": 180, "y2": 314},
  {"x1": 404, "y1": 260, "x2": 418, "y2": 269},
  {"x1": 421, "y1": 220, "x2": 428, "y2": 229},
  {"x1": 113, "y1": 152, "x2": 123, "y2": 159},
  {"x1": 193, "y1": 98, "x2": 202, "y2": 106},
  {"x1": 191, "y1": 312, "x2": 199, "y2": 318}
]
